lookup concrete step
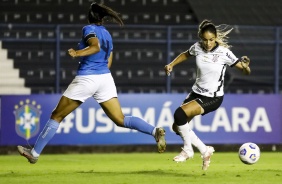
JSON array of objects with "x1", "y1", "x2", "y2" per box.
[
  {"x1": 0, "y1": 61, "x2": 13, "y2": 68},
  {"x1": 0, "y1": 78, "x2": 25, "y2": 85},
  {"x1": 0, "y1": 50, "x2": 8, "y2": 59},
  {"x1": 0, "y1": 87, "x2": 30, "y2": 94},
  {"x1": 0, "y1": 70, "x2": 19, "y2": 78}
]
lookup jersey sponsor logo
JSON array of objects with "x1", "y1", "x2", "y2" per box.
[
  {"x1": 14, "y1": 99, "x2": 42, "y2": 140},
  {"x1": 226, "y1": 52, "x2": 236, "y2": 62},
  {"x1": 201, "y1": 55, "x2": 209, "y2": 62},
  {"x1": 195, "y1": 84, "x2": 209, "y2": 93}
]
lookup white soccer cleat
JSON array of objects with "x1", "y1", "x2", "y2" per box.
[
  {"x1": 201, "y1": 146, "x2": 215, "y2": 170},
  {"x1": 173, "y1": 147, "x2": 194, "y2": 162}
]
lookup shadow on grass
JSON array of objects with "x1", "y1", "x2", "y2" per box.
[{"x1": 76, "y1": 169, "x2": 199, "y2": 177}]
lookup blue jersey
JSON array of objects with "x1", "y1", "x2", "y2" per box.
[{"x1": 76, "y1": 25, "x2": 113, "y2": 75}]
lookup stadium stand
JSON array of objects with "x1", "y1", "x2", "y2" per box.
[
  {"x1": 0, "y1": 0, "x2": 281, "y2": 94},
  {"x1": 188, "y1": 0, "x2": 282, "y2": 26},
  {"x1": 0, "y1": 41, "x2": 31, "y2": 94}
]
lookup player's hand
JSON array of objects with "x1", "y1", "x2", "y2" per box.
[
  {"x1": 241, "y1": 56, "x2": 250, "y2": 68},
  {"x1": 68, "y1": 48, "x2": 77, "y2": 58},
  {"x1": 164, "y1": 65, "x2": 173, "y2": 76},
  {"x1": 239, "y1": 56, "x2": 251, "y2": 75}
]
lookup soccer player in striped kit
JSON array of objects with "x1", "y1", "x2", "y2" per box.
[
  {"x1": 17, "y1": 2, "x2": 166, "y2": 164},
  {"x1": 164, "y1": 20, "x2": 251, "y2": 170}
]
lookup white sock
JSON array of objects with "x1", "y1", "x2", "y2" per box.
[
  {"x1": 177, "y1": 123, "x2": 194, "y2": 155},
  {"x1": 31, "y1": 148, "x2": 40, "y2": 157},
  {"x1": 189, "y1": 130, "x2": 207, "y2": 154},
  {"x1": 152, "y1": 127, "x2": 156, "y2": 136}
]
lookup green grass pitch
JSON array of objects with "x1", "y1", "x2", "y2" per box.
[{"x1": 0, "y1": 152, "x2": 281, "y2": 184}]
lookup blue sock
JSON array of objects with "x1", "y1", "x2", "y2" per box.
[
  {"x1": 123, "y1": 116, "x2": 155, "y2": 135},
  {"x1": 33, "y1": 119, "x2": 59, "y2": 155}
]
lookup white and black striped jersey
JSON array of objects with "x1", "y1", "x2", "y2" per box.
[{"x1": 188, "y1": 42, "x2": 239, "y2": 97}]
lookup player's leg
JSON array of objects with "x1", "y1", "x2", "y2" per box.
[
  {"x1": 172, "y1": 92, "x2": 213, "y2": 165},
  {"x1": 189, "y1": 95, "x2": 223, "y2": 170},
  {"x1": 179, "y1": 122, "x2": 215, "y2": 170},
  {"x1": 17, "y1": 96, "x2": 82, "y2": 163},
  {"x1": 99, "y1": 97, "x2": 166, "y2": 153},
  {"x1": 173, "y1": 100, "x2": 203, "y2": 162},
  {"x1": 34, "y1": 96, "x2": 82, "y2": 152},
  {"x1": 172, "y1": 122, "x2": 207, "y2": 154}
]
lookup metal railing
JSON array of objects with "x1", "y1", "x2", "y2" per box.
[{"x1": 0, "y1": 24, "x2": 281, "y2": 93}]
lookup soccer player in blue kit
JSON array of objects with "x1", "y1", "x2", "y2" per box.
[
  {"x1": 17, "y1": 2, "x2": 166, "y2": 164},
  {"x1": 164, "y1": 20, "x2": 251, "y2": 170}
]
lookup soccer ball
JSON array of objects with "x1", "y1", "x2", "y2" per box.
[{"x1": 238, "y1": 142, "x2": 260, "y2": 165}]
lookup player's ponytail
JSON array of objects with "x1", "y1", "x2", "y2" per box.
[{"x1": 88, "y1": 2, "x2": 124, "y2": 26}]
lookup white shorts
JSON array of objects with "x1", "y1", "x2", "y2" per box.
[{"x1": 63, "y1": 73, "x2": 117, "y2": 103}]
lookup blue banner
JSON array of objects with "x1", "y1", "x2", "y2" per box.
[{"x1": 0, "y1": 94, "x2": 281, "y2": 145}]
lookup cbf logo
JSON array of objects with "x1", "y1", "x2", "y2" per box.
[
  {"x1": 212, "y1": 54, "x2": 219, "y2": 62},
  {"x1": 14, "y1": 99, "x2": 42, "y2": 140}
]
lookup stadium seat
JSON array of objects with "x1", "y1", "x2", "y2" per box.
[
  {"x1": 28, "y1": 13, "x2": 51, "y2": 24},
  {"x1": 0, "y1": 0, "x2": 280, "y2": 94}
]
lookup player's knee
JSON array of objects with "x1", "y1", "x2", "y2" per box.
[
  {"x1": 50, "y1": 111, "x2": 65, "y2": 123},
  {"x1": 172, "y1": 123, "x2": 180, "y2": 135},
  {"x1": 112, "y1": 115, "x2": 125, "y2": 127},
  {"x1": 174, "y1": 107, "x2": 188, "y2": 126},
  {"x1": 115, "y1": 121, "x2": 124, "y2": 127}
]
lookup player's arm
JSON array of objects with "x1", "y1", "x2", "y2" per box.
[
  {"x1": 164, "y1": 50, "x2": 191, "y2": 76},
  {"x1": 107, "y1": 52, "x2": 113, "y2": 68},
  {"x1": 68, "y1": 37, "x2": 100, "y2": 57},
  {"x1": 234, "y1": 56, "x2": 251, "y2": 75}
]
